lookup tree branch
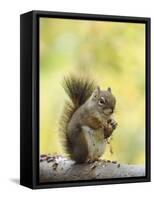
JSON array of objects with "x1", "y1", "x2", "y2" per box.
[{"x1": 40, "y1": 155, "x2": 145, "y2": 182}]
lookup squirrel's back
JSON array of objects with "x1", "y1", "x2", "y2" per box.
[{"x1": 59, "y1": 76, "x2": 95, "y2": 159}]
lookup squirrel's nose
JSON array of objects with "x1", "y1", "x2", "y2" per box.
[{"x1": 108, "y1": 108, "x2": 113, "y2": 114}]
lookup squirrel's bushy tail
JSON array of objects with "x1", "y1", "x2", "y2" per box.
[{"x1": 59, "y1": 76, "x2": 95, "y2": 157}]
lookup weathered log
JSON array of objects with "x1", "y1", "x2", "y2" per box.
[{"x1": 40, "y1": 155, "x2": 145, "y2": 182}]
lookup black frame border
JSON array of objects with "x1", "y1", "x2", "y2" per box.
[{"x1": 20, "y1": 10, "x2": 151, "y2": 189}]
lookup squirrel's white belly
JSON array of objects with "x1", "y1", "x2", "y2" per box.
[{"x1": 82, "y1": 126, "x2": 107, "y2": 161}]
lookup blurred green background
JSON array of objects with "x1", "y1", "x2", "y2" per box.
[{"x1": 40, "y1": 18, "x2": 145, "y2": 164}]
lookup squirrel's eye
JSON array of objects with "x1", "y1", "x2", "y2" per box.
[{"x1": 98, "y1": 97, "x2": 105, "y2": 106}]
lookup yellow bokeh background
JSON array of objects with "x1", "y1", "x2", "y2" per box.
[{"x1": 40, "y1": 18, "x2": 145, "y2": 164}]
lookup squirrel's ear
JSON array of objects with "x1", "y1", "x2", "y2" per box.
[
  {"x1": 107, "y1": 87, "x2": 112, "y2": 93},
  {"x1": 93, "y1": 86, "x2": 100, "y2": 97},
  {"x1": 96, "y1": 86, "x2": 100, "y2": 93}
]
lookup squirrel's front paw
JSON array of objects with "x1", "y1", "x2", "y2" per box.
[
  {"x1": 104, "y1": 119, "x2": 117, "y2": 139},
  {"x1": 108, "y1": 118, "x2": 118, "y2": 130}
]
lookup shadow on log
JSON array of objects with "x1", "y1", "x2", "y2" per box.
[{"x1": 40, "y1": 155, "x2": 145, "y2": 182}]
